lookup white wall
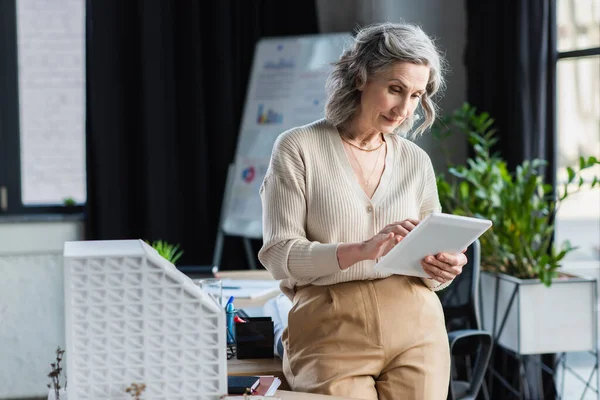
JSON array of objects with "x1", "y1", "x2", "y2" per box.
[
  {"x1": 0, "y1": 220, "x2": 84, "y2": 399},
  {"x1": 316, "y1": 0, "x2": 468, "y2": 171}
]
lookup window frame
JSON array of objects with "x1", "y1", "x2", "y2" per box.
[
  {"x1": 554, "y1": 0, "x2": 600, "y2": 176},
  {"x1": 553, "y1": 1, "x2": 600, "y2": 263},
  {"x1": 554, "y1": 27, "x2": 600, "y2": 181},
  {"x1": 0, "y1": 0, "x2": 84, "y2": 216},
  {"x1": 555, "y1": 47, "x2": 600, "y2": 185}
]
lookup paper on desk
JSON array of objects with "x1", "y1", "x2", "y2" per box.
[
  {"x1": 263, "y1": 376, "x2": 282, "y2": 396},
  {"x1": 203, "y1": 279, "x2": 281, "y2": 299}
]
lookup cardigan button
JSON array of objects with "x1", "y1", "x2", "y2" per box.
[{"x1": 366, "y1": 206, "x2": 373, "y2": 213}]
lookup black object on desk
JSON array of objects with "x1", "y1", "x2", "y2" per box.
[
  {"x1": 228, "y1": 375, "x2": 260, "y2": 394},
  {"x1": 235, "y1": 317, "x2": 274, "y2": 359}
]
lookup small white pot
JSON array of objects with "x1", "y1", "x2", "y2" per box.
[{"x1": 47, "y1": 388, "x2": 68, "y2": 400}]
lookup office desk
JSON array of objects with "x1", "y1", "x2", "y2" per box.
[
  {"x1": 228, "y1": 356, "x2": 284, "y2": 377},
  {"x1": 228, "y1": 356, "x2": 286, "y2": 388}
]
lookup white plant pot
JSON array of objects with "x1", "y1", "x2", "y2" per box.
[
  {"x1": 48, "y1": 388, "x2": 68, "y2": 400},
  {"x1": 480, "y1": 271, "x2": 597, "y2": 355}
]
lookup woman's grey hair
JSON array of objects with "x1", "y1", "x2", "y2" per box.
[{"x1": 325, "y1": 22, "x2": 448, "y2": 139}]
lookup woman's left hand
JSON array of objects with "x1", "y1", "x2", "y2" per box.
[{"x1": 421, "y1": 252, "x2": 467, "y2": 283}]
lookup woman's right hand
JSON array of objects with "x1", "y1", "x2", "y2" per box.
[
  {"x1": 361, "y1": 219, "x2": 420, "y2": 260},
  {"x1": 337, "y1": 219, "x2": 420, "y2": 270}
]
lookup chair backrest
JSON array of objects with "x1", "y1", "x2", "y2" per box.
[
  {"x1": 447, "y1": 329, "x2": 493, "y2": 400},
  {"x1": 437, "y1": 239, "x2": 482, "y2": 330}
]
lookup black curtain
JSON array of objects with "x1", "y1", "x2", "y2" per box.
[
  {"x1": 85, "y1": 1, "x2": 319, "y2": 268},
  {"x1": 465, "y1": 0, "x2": 557, "y2": 182},
  {"x1": 464, "y1": 1, "x2": 557, "y2": 399}
]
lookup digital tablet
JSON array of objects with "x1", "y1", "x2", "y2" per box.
[{"x1": 374, "y1": 212, "x2": 492, "y2": 278}]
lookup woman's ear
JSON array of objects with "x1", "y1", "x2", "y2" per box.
[{"x1": 355, "y1": 77, "x2": 364, "y2": 91}]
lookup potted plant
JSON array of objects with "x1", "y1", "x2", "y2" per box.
[
  {"x1": 146, "y1": 240, "x2": 184, "y2": 265},
  {"x1": 433, "y1": 103, "x2": 600, "y2": 355}
]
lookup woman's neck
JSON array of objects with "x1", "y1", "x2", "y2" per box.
[
  {"x1": 341, "y1": 120, "x2": 383, "y2": 147},
  {"x1": 352, "y1": 132, "x2": 382, "y2": 147}
]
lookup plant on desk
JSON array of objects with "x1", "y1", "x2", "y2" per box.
[
  {"x1": 47, "y1": 347, "x2": 67, "y2": 400},
  {"x1": 147, "y1": 240, "x2": 184, "y2": 265}
]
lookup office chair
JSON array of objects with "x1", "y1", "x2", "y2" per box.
[{"x1": 438, "y1": 240, "x2": 493, "y2": 400}]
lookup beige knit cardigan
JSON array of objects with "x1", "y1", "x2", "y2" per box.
[{"x1": 258, "y1": 119, "x2": 451, "y2": 299}]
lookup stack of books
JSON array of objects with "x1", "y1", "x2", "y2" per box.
[{"x1": 227, "y1": 375, "x2": 282, "y2": 396}]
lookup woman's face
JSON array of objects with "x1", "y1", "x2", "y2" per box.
[{"x1": 354, "y1": 62, "x2": 430, "y2": 135}]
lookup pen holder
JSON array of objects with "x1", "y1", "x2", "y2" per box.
[{"x1": 235, "y1": 317, "x2": 275, "y2": 359}]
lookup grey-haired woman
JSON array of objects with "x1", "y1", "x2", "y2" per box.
[{"x1": 259, "y1": 22, "x2": 467, "y2": 399}]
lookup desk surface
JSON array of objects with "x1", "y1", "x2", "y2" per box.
[
  {"x1": 228, "y1": 356, "x2": 284, "y2": 377},
  {"x1": 215, "y1": 270, "x2": 274, "y2": 280}
]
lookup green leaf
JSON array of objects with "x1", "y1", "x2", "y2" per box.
[
  {"x1": 566, "y1": 167, "x2": 576, "y2": 183},
  {"x1": 459, "y1": 181, "x2": 470, "y2": 199},
  {"x1": 147, "y1": 240, "x2": 184, "y2": 265},
  {"x1": 473, "y1": 144, "x2": 485, "y2": 155},
  {"x1": 449, "y1": 167, "x2": 465, "y2": 178},
  {"x1": 579, "y1": 157, "x2": 586, "y2": 170}
]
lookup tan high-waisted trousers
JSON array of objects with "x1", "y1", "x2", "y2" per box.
[{"x1": 283, "y1": 275, "x2": 450, "y2": 400}]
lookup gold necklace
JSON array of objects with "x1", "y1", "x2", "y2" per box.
[
  {"x1": 346, "y1": 142, "x2": 385, "y2": 186},
  {"x1": 341, "y1": 136, "x2": 385, "y2": 152}
]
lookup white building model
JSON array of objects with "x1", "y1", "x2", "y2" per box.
[{"x1": 63, "y1": 239, "x2": 227, "y2": 399}]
